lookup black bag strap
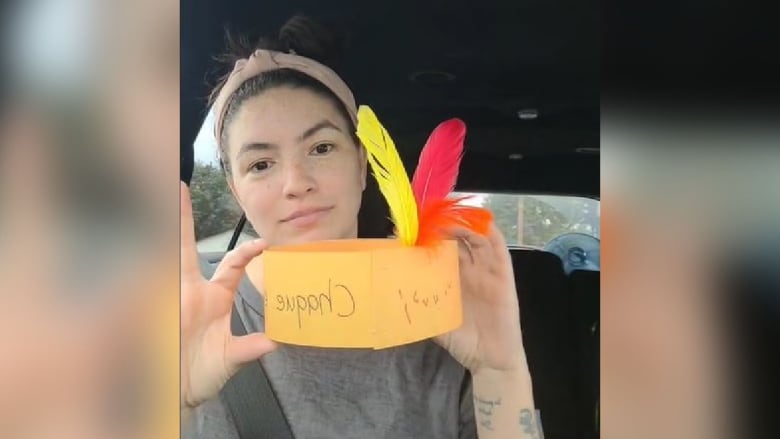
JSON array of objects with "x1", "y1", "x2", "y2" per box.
[{"x1": 221, "y1": 304, "x2": 295, "y2": 439}]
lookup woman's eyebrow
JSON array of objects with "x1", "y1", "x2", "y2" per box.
[
  {"x1": 297, "y1": 119, "x2": 342, "y2": 142},
  {"x1": 237, "y1": 120, "x2": 341, "y2": 158},
  {"x1": 237, "y1": 142, "x2": 277, "y2": 158}
]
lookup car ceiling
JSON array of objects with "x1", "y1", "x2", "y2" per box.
[{"x1": 182, "y1": 0, "x2": 599, "y2": 197}]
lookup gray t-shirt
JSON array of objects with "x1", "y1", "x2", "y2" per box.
[{"x1": 184, "y1": 276, "x2": 477, "y2": 439}]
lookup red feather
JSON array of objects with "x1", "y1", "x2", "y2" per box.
[
  {"x1": 416, "y1": 197, "x2": 493, "y2": 247},
  {"x1": 411, "y1": 119, "x2": 466, "y2": 206},
  {"x1": 411, "y1": 119, "x2": 493, "y2": 246}
]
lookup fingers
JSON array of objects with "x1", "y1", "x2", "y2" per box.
[
  {"x1": 447, "y1": 226, "x2": 508, "y2": 275},
  {"x1": 446, "y1": 226, "x2": 490, "y2": 248},
  {"x1": 181, "y1": 182, "x2": 201, "y2": 284},
  {"x1": 225, "y1": 332, "x2": 278, "y2": 374},
  {"x1": 448, "y1": 224, "x2": 510, "y2": 261},
  {"x1": 446, "y1": 226, "x2": 491, "y2": 258},
  {"x1": 210, "y1": 239, "x2": 269, "y2": 292},
  {"x1": 448, "y1": 227, "x2": 486, "y2": 268},
  {"x1": 456, "y1": 240, "x2": 475, "y2": 268},
  {"x1": 485, "y1": 222, "x2": 508, "y2": 250}
]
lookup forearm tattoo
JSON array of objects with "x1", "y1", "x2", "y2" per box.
[
  {"x1": 519, "y1": 408, "x2": 544, "y2": 438},
  {"x1": 473, "y1": 395, "x2": 502, "y2": 431}
]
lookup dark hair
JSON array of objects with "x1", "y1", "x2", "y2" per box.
[{"x1": 208, "y1": 16, "x2": 356, "y2": 173}]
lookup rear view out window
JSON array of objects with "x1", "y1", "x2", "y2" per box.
[{"x1": 452, "y1": 192, "x2": 600, "y2": 249}]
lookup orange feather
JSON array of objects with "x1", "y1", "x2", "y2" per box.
[{"x1": 416, "y1": 197, "x2": 493, "y2": 247}]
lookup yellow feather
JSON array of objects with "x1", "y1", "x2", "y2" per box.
[{"x1": 356, "y1": 105, "x2": 418, "y2": 246}]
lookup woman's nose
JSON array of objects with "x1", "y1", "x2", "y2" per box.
[{"x1": 281, "y1": 161, "x2": 317, "y2": 199}]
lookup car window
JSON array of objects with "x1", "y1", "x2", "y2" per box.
[
  {"x1": 452, "y1": 192, "x2": 600, "y2": 249},
  {"x1": 190, "y1": 162, "x2": 600, "y2": 252},
  {"x1": 190, "y1": 161, "x2": 256, "y2": 252},
  {"x1": 191, "y1": 111, "x2": 257, "y2": 253}
]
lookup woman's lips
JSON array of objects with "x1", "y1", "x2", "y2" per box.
[{"x1": 281, "y1": 206, "x2": 333, "y2": 227}]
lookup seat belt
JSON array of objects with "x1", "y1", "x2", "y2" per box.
[
  {"x1": 199, "y1": 253, "x2": 294, "y2": 439},
  {"x1": 221, "y1": 304, "x2": 295, "y2": 439}
]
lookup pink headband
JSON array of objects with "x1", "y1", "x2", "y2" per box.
[{"x1": 212, "y1": 49, "x2": 358, "y2": 145}]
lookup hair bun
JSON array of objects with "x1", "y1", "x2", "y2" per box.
[
  {"x1": 278, "y1": 15, "x2": 342, "y2": 68},
  {"x1": 208, "y1": 15, "x2": 346, "y2": 108}
]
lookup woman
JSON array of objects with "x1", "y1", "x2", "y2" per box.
[{"x1": 182, "y1": 16, "x2": 538, "y2": 438}]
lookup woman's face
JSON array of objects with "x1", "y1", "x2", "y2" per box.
[{"x1": 225, "y1": 87, "x2": 367, "y2": 246}]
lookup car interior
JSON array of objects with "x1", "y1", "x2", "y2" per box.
[{"x1": 181, "y1": 1, "x2": 599, "y2": 438}]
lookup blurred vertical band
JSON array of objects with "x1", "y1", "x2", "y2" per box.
[
  {"x1": 1, "y1": 0, "x2": 179, "y2": 438},
  {"x1": 602, "y1": 0, "x2": 780, "y2": 437}
]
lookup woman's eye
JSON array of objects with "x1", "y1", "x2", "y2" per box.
[
  {"x1": 311, "y1": 143, "x2": 335, "y2": 155},
  {"x1": 250, "y1": 161, "x2": 271, "y2": 172}
]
